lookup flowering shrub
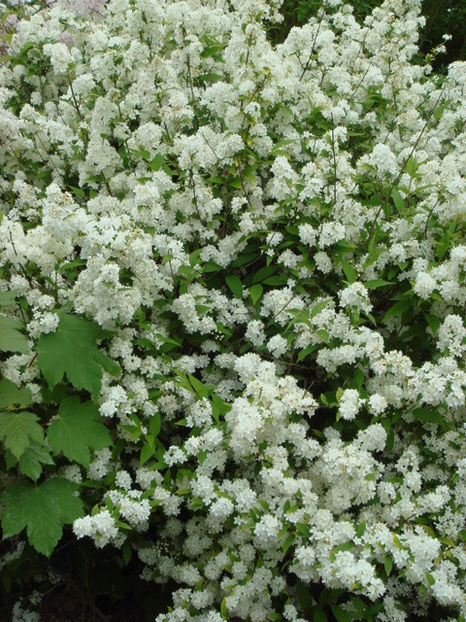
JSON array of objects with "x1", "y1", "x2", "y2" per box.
[{"x1": 0, "y1": 0, "x2": 465, "y2": 620}]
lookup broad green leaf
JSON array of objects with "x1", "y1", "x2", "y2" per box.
[
  {"x1": 225, "y1": 275, "x2": 243, "y2": 299},
  {"x1": 0, "y1": 291, "x2": 17, "y2": 306},
  {"x1": 140, "y1": 442, "x2": 156, "y2": 466},
  {"x1": 18, "y1": 443, "x2": 54, "y2": 480},
  {"x1": 47, "y1": 396, "x2": 111, "y2": 467},
  {"x1": 384, "y1": 554, "x2": 393, "y2": 577},
  {"x1": 252, "y1": 264, "x2": 278, "y2": 284},
  {"x1": 0, "y1": 378, "x2": 32, "y2": 410},
  {"x1": 249, "y1": 284, "x2": 263, "y2": 306},
  {"x1": 0, "y1": 316, "x2": 28, "y2": 353},
  {"x1": 0, "y1": 478, "x2": 83, "y2": 556},
  {"x1": 0, "y1": 411, "x2": 43, "y2": 459},
  {"x1": 36, "y1": 313, "x2": 119, "y2": 397}
]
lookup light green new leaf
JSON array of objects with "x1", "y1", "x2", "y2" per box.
[
  {"x1": 18, "y1": 443, "x2": 54, "y2": 480},
  {"x1": 0, "y1": 315, "x2": 29, "y2": 353},
  {"x1": 47, "y1": 396, "x2": 111, "y2": 467},
  {"x1": 0, "y1": 378, "x2": 32, "y2": 410},
  {"x1": 36, "y1": 312, "x2": 120, "y2": 397},
  {"x1": 0, "y1": 478, "x2": 84, "y2": 556},
  {"x1": 0, "y1": 411, "x2": 43, "y2": 459}
]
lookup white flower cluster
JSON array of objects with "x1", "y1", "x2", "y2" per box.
[{"x1": 0, "y1": 0, "x2": 465, "y2": 620}]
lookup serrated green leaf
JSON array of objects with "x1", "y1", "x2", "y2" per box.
[
  {"x1": 226, "y1": 275, "x2": 243, "y2": 299},
  {"x1": 0, "y1": 478, "x2": 83, "y2": 556},
  {"x1": 0, "y1": 378, "x2": 32, "y2": 410},
  {"x1": 18, "y1": 443, "x2": 54, "y2": 480},
  {"x1": 0, "y1": 315, "x2": 28, "y2": 353},
  {"x1": 0, "y1": 411, "x2": 43, "y2": 459},
  {"x1": 0, "y1": 291, "x2": 17, "y2": 306},
  {"x1": 384, "y1": 554, "x2": 393, "y2": 577},
  {"x1": 47, "y1": 396, "x2": 111, "y2": 467},
  {"x1": 36, "y1": 313, "x2": 117, "y2": 397}
]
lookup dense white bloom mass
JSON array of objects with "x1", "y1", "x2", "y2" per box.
[{"x1": 0, "y1": 0, "x2": 465, "y2": 620}]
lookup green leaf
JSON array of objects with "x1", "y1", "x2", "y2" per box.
[
  {"x1": 0, "y1": 315, "x2": 28, "y2": 353},
  {"x1": 384, "y1": 554, "x2": 393, "y2": 577},
  {"x1": 0, "y1": 478, "x2": 83, "y2": 556},
  {"x1": 340, "y1": 259, "x2": 358, "y2": 284},
  {"x1": 425, "y1": 572, "x2": 435, "y2": 586},
  {"x1": 313, "y1": 610, "x2": 328, "y2": 622},
  {"x1": 310, "y1": 299, "x2": 331, "y2": 318},
  {"x1": 382, "y1": 299, "x2": 411, "y2": 323},
  {"x1": 226, "y1": 275, "x2": 243, "y2": 299},
  {"x1": 355, "y1": 521, "x2": 366, "y2": 538},
  {"x1": 252, "y1": 264, "x2": 278, "y2": 284},
  {"x1": 140, "y1": 442, "x2": 155, "y2": 466},
  {"x1": 0, "y1": 411, "x2": 43, "y2": 459},
  {"x1": 364, "y1": 279, "x2": 393, "y2": 289},
  {"x1": 412, "y1": 407, "x2": 446, "y2": 427},
  {"x1": 220, "y1": 597, "x2": 227, "y2": 619},
  {"x1": 330, "y1": 604, "x2": 351, "y2": 622},
  {"x1": 0, "y1": 291, "x2": 17, "y2": 306},
  {"x1": 296, "y1": 580, "x2": 313, "y2": 611},
  {"x1": 47, "y1": 396, "x2": 111, "y2": 468},
  {"x1": 425, "y1": 313, "x2": 441, "y2": 335},
  {"x1": 249, "y1": 284, "x2": 263, "y2": 306},
  {"x1": 0, "y1": 378, "x2": 32, "y2": 410},
  {"x1": 391, "y1": 189, "x2": 405, "y2": 214},
  {"x1": 36, "y1": 313, "x2": 119, "y2": 397},
  {"x1": 149, "y1": 412, "x2": 162, "y2": 438},
  {"x1": 18, "y1": 443, "x2": 54, "y2": 480},
  {"x1": 282, "y1": 534, "x2": 295, "y2": 554},
  {"x1": 189, "y1": 374, "x2": 209, "y2": 399}
]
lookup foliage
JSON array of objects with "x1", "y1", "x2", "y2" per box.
[{"x1": 0, "y1": 0, "x2": 465, "y2": 621}]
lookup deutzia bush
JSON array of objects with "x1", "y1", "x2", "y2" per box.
[{"x1": 0, "y1": 0, "x2": 465, "y2": 620}]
